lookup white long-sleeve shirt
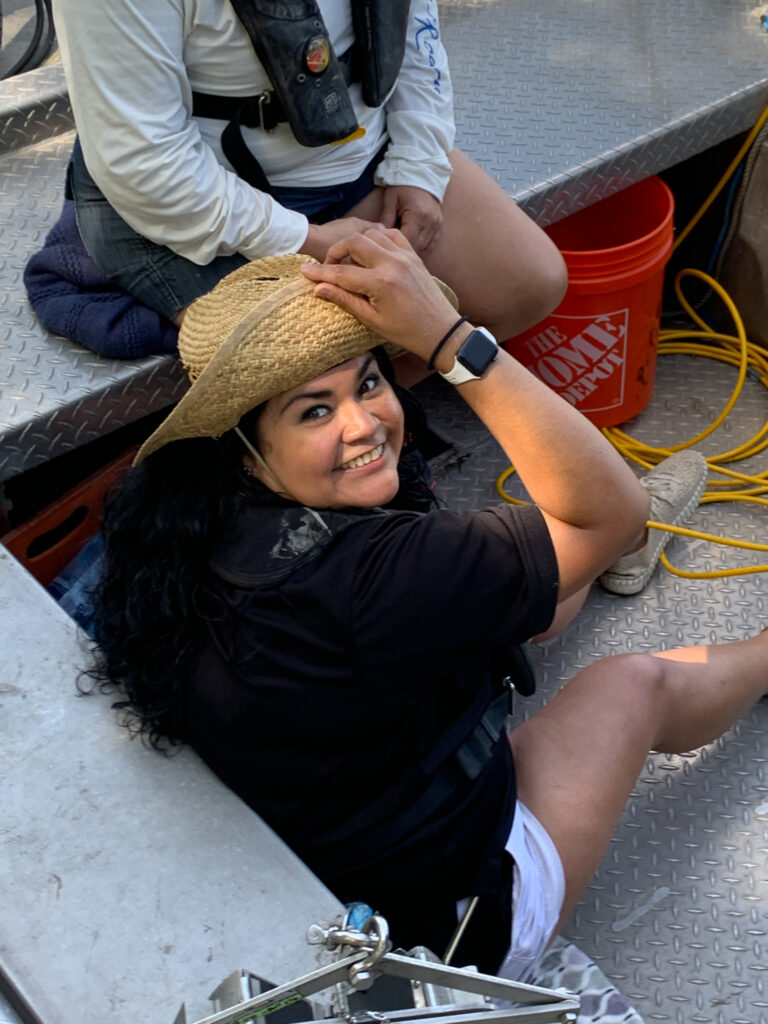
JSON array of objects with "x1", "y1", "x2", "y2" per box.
[{"x1": 53, "y1": 0, "x2": 455, "y2": 265}]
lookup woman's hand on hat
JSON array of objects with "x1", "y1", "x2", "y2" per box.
[{"x1": 300, "y1": 228, "x2": 459, "y2": 359}]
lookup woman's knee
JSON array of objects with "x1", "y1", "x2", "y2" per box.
[
  {"x1": 513, "y1": 239, "x2": 567, "y2": 332},
  {"x1": 533, "y1": 652, "x2": 669, "y2": 749},
  {"x1": 610, "y1": 652, "x2": 667, "y2": 697},
  {"x1": 511, "y1": 653, "x2": 667, "y2": 777},
  {"x1": 582, "y1": 652, "x2": 669, "y2": 736},
  {"x1": 583, "y1": 651, "x2": 666, "y2": 697},
  {"x1": 440, "y1": 149, "x2": 568, "y2": 335}
]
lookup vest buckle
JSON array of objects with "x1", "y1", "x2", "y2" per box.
[{"x1": 258, "y1": 91, "x2": 281, "y2": 132}]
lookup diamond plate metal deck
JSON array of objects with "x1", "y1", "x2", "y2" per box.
[
  {"x1": 416, "y1": 349, "x2": 768, "y2": 1024},
  {"x1": 0, "y1": 63, "x2": 72, "y2": 154},
  {"x1": 0, "y1": 130, "x2": 186, "y2": 481},
  {"x1": 2, "y1": 0, "x2": 768, "y2": 480},
  {"x1": 442, "y1": 0, "x2": 768, "y2": 226},
  {"x1": 1, "y1": 9, "x2": 768, "y2": 1015}
]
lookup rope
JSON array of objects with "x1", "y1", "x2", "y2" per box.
[{"x1": 496, "y1": 103, "x2": 768, "y2": 580}]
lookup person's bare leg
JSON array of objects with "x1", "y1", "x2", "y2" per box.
[
  {"x1": 347, "y1": 149, "x2": 567, "y2": 342},
  {"x1": 509, "y1": 630, "x2": 768, "y2": 937}
]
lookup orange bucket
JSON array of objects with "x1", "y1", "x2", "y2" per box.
[{"x1": 505, "y1": 176, "x2": 674, "y2": 427}]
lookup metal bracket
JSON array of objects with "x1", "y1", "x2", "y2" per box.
[
  {"x1": 186, "y1": 918, "x2": 580, "y2": 1024},
  {"x1": 307, "y1": 915, "x2": 390, "y2": 993}
]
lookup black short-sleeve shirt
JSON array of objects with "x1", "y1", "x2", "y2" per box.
[{"x1": 185, "y1": 497, "x2": 558, "y2": 947}]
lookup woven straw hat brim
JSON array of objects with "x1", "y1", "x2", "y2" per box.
[
  {"x1": 134, "y1": 253, "x2": 458, "y2": 465},
  {"x1": 135, "y1": 275, "x2": 386, "y2": 464}
]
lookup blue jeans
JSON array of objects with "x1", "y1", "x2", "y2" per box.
[{"x1": 67, "y1": 137, "x2": 386, "y2": 320}]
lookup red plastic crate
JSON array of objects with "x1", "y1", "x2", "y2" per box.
[{"x1": 2, "y1": 449, "x2": 136, "y2": 587}]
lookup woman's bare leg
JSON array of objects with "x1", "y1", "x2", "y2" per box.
[
  {"x1": 347, "y1": 148, "x2": 567, "y2": 342},
  {"x1": 509, "y1": 631, "x2": 768, "y2": 936}
]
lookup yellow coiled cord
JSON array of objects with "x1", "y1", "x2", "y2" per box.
[{"x1": 496, "y1": 103, "x2": 768, "y2": 580}]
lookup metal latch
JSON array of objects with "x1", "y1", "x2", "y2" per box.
[{"x1": 181, "y1": 912, "x2": 579, "y2": 1024}]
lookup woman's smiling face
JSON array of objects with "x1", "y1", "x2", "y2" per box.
[{"x1": 248, "y1": 353, "x2": 405, "y2": 509}]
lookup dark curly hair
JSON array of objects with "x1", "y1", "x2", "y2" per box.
[{"x1": 86, "y1": 350, "x2": 437, "y2": 748}]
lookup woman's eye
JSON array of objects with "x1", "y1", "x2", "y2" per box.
[
  {"x1": 300, "y1": 404, "x2": 331, "y2": 422},
  {"x1": 360, "y1": 373, "x2": 381, "y2": 395}
]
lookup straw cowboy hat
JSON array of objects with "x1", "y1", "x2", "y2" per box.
[{"x1": 134, "y1": 254, "x2": 455, "y2": 465}]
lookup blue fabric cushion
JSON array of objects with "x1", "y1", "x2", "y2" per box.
[{"x1": 23, "y1": 200, "x2": 179, "y2": 359}]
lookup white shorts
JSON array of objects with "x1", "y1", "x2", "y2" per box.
[{"x1": 497, "y1": 801, "x2": 566, "y2": 983}]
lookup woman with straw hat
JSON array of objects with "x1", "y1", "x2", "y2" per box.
[{"x1": 90, "y1": 229, "x2": 768, "y2": 979}]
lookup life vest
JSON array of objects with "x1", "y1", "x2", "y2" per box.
[{"x1": 192, "y1": 0, "x2": 411, "y2": 191}]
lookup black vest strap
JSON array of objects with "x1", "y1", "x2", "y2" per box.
[
  {"x1": 221, "y1": 104, "x2": 277, "y2": 193},
  {"x1": 309, "y1": 686, "x2": 515, "y2": 866},
  {"x1": 192, "y1": 45, "x2": 359, "y2": 192},
  {"x1": 192, "y1": 90, "x2": 286, "y2": 126},
  {"x1": 191, "y1": 0, "x2": 410, "y2": 190},
  {"x1": 351, "y1": 0, "x2": 410, "y2": 108},
  {"x1": 307, "y1": 646, "x2": 536, "y2": 866}
]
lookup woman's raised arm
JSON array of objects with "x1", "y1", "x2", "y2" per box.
[{"x1": 301, "y1": 229, "x2": 649, "y2": 599}]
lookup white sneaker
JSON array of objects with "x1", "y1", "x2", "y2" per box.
[{"x1": 599, "y1": 450, "x2": 708, "y2": 596}]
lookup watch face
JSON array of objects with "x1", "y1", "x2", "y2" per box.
[{"x1": 457, "y1": 329, "x2": 498, "y2": 375}]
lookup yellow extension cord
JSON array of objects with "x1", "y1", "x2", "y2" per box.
[{"x1": 495, "y1": 102, "x2": 768, "y2": 580}]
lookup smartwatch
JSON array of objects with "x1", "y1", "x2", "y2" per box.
[{"x1": 439, "y1": 326, "x2": 499, "y2": 385}]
